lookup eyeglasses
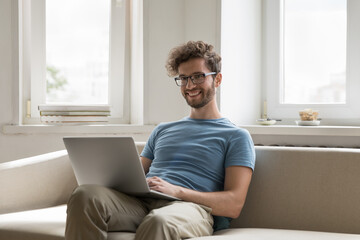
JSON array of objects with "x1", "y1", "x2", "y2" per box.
[{"x1": 174, "y1": 72, "x2": 217, "y2": 86}]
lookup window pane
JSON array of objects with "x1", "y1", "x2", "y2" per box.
[
  {"x1": 46, "y1": 0, "x2": 110, "y2": 104},
  {"x1": 282, "y1": 0, "x2": 346, "y2": 104}
]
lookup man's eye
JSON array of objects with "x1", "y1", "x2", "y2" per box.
[
  {"x1": 193, "y1": 74, "x2": 203, "y2": 80},
  {"x1": 180, "y1": 77, "x2": 188, "y2": 81}
]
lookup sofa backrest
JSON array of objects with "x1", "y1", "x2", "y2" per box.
[{"x1": 231, "y1": 146, "x2": 360, "y2": 235}]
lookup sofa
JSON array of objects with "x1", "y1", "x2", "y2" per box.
[{"x1": 1, "y1": 143, "x2": 360, "y2": 240}]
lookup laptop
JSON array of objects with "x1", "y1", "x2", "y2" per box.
[{"x1": 63, "y1": 136, "x2": 180, "y2": 201}]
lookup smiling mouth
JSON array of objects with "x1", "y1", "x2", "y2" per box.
[{"x1": 186, "y1": 91, "x2": 201, "y2": 97}]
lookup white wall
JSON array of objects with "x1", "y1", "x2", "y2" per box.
[
  {"x1": 220, "y1": 0, "x2": 262, "y2": 125},
  {"x1": 143, "y1": 0, "x2": 220, "y2": 124},
  {"x1": 0, "y1": 0, "x2": 13, "y2": 127}
]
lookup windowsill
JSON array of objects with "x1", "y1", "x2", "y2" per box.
[
  {"x1": 240, "y1": 125, "x2": 360, "y2": 137},
  {"x1": 3, "y1": 123, "x2": 360, "y2": 137},
  {"x1": 2, "y1": 124, "x2": 156, "y2": 135}
]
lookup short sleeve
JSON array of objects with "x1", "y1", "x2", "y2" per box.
[
  {"x1": 140, "y1": 124, "x2": 161, "y2": 160},
  {"x1": 225, "y1": 129, "x2": 256, "y2": 171}
]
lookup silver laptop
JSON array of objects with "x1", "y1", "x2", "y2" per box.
[{"x1": 63, "y1": 136, "x2": 180, "y2": 201}]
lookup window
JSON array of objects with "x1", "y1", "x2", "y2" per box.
[
  {"x1": 283, "y1": 0, "x2": 346, "y2": 104},
  {"x1": 264, "y1": 0, "x2": 360, "y2": 123},
  {"x1": 46, "y1": 0, "x2": 110, "y2": 104},
  {"x1": 20, "y1": 0, "x2": 130, "y2": 123}
]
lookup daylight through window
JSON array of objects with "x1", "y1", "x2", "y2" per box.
[
  {"x1": 46, "y1": 0, "x2": 110, "y2": 104},
  {"x1": 282, "y1": 0, "x2": 347, "y2": 104}
]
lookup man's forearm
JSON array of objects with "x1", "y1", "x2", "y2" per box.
[
  {"x1": 147, "y1": 167, "x2": 252, "y2": 218},
  {"x1": 176, "y1": 187, "x2": 244, "y2": 218}
]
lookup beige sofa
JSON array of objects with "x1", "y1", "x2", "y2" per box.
[{"x1": 1, "y1": 143, "x2": 360, "y2": 240}]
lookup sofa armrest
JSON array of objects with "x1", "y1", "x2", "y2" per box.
[
  {"x1": 0, "y1": 142, "x2": 146, "y2": 215},
  {"x1": 0, "y1": 150, "x2": 78, "y2": 214}
]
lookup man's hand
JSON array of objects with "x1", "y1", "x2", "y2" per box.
[{"x1": 147, "y1": 176, "x2": 182, "y2": 198}]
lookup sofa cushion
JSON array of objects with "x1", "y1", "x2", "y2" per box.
[
  {"x1": 191, "y1": 228, "x2": 360, "y2": 240},
  {"x1": 232, "y1": 146, "x2": 360, "y2": 234},
  {"x1": 0, "y1": 205, "x2": 136, "y2": 240},
  {"x1": 0, "y1": 205, "x2": 66, "y2": 240}
]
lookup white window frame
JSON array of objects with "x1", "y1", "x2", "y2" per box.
[
  {"x1": 263, "y1": 0, "x2": 360, "y2": 124},
  {"x1": 19, "y1": 0, "x2": 130, "y2": 124}
]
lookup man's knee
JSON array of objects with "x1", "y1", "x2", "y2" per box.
[
  {"x1": 69, "y1": 184, "x2": 97, "y2": 201},
  {"x1": 136, "y1": 213, "x2": 178, "y2": 240},
  {"x1": 67, "y1": 185, "x2": 107, "y2": 212},
  {"x1": 140, "y1": 212, "x2": 178, "y2": 233},
  {"x1": 66, "y1": 185, "x2": 111, "y2": 239},
  {"x1": 145, "y1": 214, "x2": 169, "y2": 226}
]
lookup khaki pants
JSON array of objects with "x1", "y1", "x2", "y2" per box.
[{"x1": 65, "y1": 185, "x2": 214, "y2": 240}]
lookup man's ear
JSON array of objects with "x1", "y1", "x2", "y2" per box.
[{"x1": 214, "y1": 73, "x2": 222, "y2": 87}]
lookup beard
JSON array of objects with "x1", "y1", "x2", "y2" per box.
[{"x1": 183, "y1": 81, "x2": 216, "y2": 109}]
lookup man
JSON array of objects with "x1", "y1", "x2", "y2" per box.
[{"x1": 65, "y1": 41, "x2": 255, "y2": 240}]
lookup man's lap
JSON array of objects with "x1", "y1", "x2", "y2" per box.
[{"x1": 68, "y1": 185, "x2": 213, "y2": 236}]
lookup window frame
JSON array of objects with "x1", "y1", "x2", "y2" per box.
[
  {"x1": 263, "y1": 0, "x2": 360, "y2": 123},
  {"x1": 20, "y1": 0, "x2": 130, "y2": 124}
]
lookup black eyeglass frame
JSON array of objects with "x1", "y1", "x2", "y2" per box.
[{"x1": 174, "y1": 72, "x2": 217, "y2": 86}]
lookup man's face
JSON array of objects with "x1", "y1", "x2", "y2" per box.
[{"x1": 178, "y1": 58, "x2": 216, "y2": 109}]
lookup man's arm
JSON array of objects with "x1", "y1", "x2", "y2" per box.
[
  {"x1": 146, "y1": 165, "x2": 253, "y2": 219},
  {"x1": 141, "y1": 156, "x2": 152, "y2": 174}
]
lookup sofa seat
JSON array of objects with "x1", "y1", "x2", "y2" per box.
[
  {"x1": 1, "y1": 205, "x2": 360, "y2": 240},
  {"x1": 0, "y1": 205, "x2": 66, "y2": 240},
  {"x1": 193, "y1": 228, "x2": 360, "y2": 240},
  {"x1": 0, "y1": 204, "x2": 133, "y2": 240}
]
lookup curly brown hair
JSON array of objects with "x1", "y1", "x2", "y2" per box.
[{"x1": 165, "y1": 41, "x2": 221, "y2": 77}]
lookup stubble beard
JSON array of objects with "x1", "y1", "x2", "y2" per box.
[{"x1": 184, "y1": 81, "x2": 216, "y2": 109}]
